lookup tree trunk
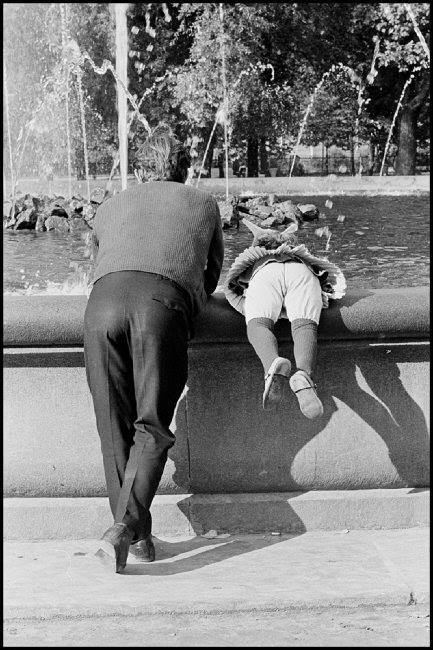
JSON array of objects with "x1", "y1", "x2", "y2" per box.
[
  {"x1": 395, "y1": 107, "x2": 417, "y2": 175},
  {"x1": 247, "y1": 137, "x2": 259, "y2": 177},
  {"x1": 395, "y1": 71, "x2": 429, "y2": 175},
  {"x1": 207, "y1": 143, "x2": 214, "y2": 178},
  {"x1": 349, "y1": 136, "x2": 355, "y2": 175},
  {"x1": 324, "y1": 146, "x2": 329, "y2": 176},
  {"x1": 368, "y1": 142, "x2": 375, "y2": 175},
  {"x1": 218, "y1": 152, "x2": 224, "y2": 178},
  {"x1": 259, "y1": 139, "x2": 270, "y2": 176}
]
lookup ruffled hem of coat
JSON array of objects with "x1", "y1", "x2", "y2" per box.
[{"x1": 223, "y1": 242, "x2": 346, "y2": 316}]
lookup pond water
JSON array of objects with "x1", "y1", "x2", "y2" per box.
[{"x1": 3, "y1": 194, "x2": 430, "y2": 295}]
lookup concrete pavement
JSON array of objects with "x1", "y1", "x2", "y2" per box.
[
  {"x1": 4, "y1": 604, "x2": 430, "y2": 646},
  {"x1": 4, "y1": 528, "x2": 429, "y2": 621}
]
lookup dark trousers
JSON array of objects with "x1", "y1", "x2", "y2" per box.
[{"x1": 84, "y1": 271, "x2": 191, "y2": 541}]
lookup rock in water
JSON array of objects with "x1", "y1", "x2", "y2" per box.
[
  {"x1": 253, "y1": 205, "x2": 273, "y2": 218},
  {"x1": 35, "y1": 213, "x2": 46, "y2": 232},
  {"x1": 245, "y1": 196, "x2": 268, "y2": 211},
  {"x1": 297, "y1": 204, "x2": 319, "y2": 221},
  {"x1": 218, "y1": 197, "x2": 240, "y2": 229},
  {"x1": 14, "y1": 208, "x2": 37, "y2": 230},
  {"x1": 276, "y1": 200, "x2": 303, "y2": 223},
  {"x1": 261, "y1": 215, "x2": 282, "y2": 228},
  {"x1": 45, "y1": 215, "x2": 70, "y2": 233},
  {"x1": 68, "y1": 217, "x2": 90, "y2": 234},
  {"x1": 82, "y1": 203, "x2": 97, "y2": 223}
]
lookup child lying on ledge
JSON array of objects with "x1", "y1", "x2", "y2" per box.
[{"x1": 223, "y1": 218, "x2": 346, "y2": 419}]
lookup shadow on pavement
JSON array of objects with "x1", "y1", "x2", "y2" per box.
[{"x1": 116, "y1": 533, "x2": 294, "y2": 576}]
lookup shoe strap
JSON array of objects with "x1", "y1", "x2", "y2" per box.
[
  {"x1": 291, "y1": 374, "x2": 317, "y2": 393},
  {"x1": 292, "y1": 385, "x2": 317, "y2": 394}
]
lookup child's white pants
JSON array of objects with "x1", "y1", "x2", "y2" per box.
[{"x1": 244, "y1": 261, "x2": 323, "y2": 324}]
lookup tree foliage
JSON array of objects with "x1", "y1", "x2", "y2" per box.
[{"x1": 3, "y1": 2, "x2": 430, "y2": 179}]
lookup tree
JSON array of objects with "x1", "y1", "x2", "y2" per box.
[
  {"x1": 372, "y1": 3, "x2": 430, "y2": 174},
  {"x1": 49, "y1": 3, "x2": 118, "y2": 178},
  {"x1": 169, "y1": 3, "x2": 300, "y2": 176},
  {"x1": 126, "y1": 4, "x2": 194, "y2": 151},
  {"x1": 3, "y1": 3, "x2": 118, "y2": 183},
  {"x1": 170, "y1": 3, "x2": 386, "y2": 176}
]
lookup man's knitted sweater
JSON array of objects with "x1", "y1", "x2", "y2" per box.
[{"x1": 92, "y1": 181, "x2": 224, "y2": 315}]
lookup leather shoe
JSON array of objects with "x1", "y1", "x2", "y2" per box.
[
  {"x1": 263, "y1": 357, "x2": 291, "y2": 410},
  {"x1": 129, "y1": 536, "x2": 155, "y2": 562},
  {"x1": 99, "y1": 523, "x2": 133, "y2": 573},
  {"x1": 289, "y1": 369, "x2": 323, "y2": 419}
]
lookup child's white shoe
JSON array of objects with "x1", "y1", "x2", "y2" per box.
[
  {"x1": 289, "y1": 370, "x2": 323, "y2": 419},
  {"x1": 263, "y1": 357, "x2": 291, "y2": 410}
]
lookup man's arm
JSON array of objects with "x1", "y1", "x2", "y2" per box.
[
  {"x1": 89, "y1": 205, "x2": 102, "y2": 262},
  {"x1": 90, "y1": 228, "x2": 99, "y2": 262},
  {"x1": 83, "y1": 227, "x2": 99, "y2": 263},
  {"x1": 204, "y1": 203, "x2": 224, "y2": 296}
]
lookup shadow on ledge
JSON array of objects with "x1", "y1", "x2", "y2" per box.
[{"x1": 169, "y1": 289, "x2": 430, "y2": 500}]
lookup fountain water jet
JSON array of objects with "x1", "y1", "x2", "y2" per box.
[
  {"x1": 3, "y1": 64, "x2": 16, "y2": 213},
  {"x1": 379, "y1": 71, "x2": 419, "y2": 176},
  {"x1": 60, "y1": 3, "x2": 73, "y2": 199},
  {"x1": 115, "y1": 3, "x2": 129, "y2": 191},
  {"x1": 289, "y1": 63, "x2": 362, "y2": 178},
  {"x1": 196, "y1": 61, "x2": 275, "y2": 187},
  {"x1": 195, "y1": 111, "x2": 220, "y2": 187},
  {"x1": 219, "y1": 3, "x2": 229, "y2": 200},
  {"x1": 61, "y1": 33, "x2": 152, "y2": 195},
  {"x1": 75, "y1": 70, "x2": 91, "y2": 202},
  {"x1": 404, "y1": 3, "x2": 430, "y2": 62},
  {"x1": 353, "y1": 39, "x2": 381, "y2": 176},
  {"x1": 107, "y1": 68, "x2": 178, "y2": 189}
]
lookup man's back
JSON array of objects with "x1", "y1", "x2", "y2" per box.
[{"x1": 93, "y1": 181, "x2": 223, "y2": 313}]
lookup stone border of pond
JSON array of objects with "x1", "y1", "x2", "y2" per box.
[
  {"x1": 3, "y1": 287, "x2": 430, "y2": 347},
  {"x1": 4, "y1": 287, "x2": 430, "y2": 530},
  {"x1": 196, "y1": 174, "x2": 430, "y2": 196}
]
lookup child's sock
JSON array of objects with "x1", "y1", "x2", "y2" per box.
[
  {"x1": 291, "y1": 318, "x2": 318, "y2": 377},
  {"x1": 246, "y1": 317, "x2": 279, "y2": 374}
]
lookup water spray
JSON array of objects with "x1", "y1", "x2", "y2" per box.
[
  {"x1": 219, "y1": 3, "x2": 230, "y2": 200},
  {"x1": 75, "y1": 71, "x2": 91, "y2": 202},
  {"x1": 60, "y1": 3, "x2": 73, "y2": 199},
  {"x1": 289, "y1": 63, "x2": 362, "y2": 178},
  {"x1": 404, "y1": 3, "x2": 430, "y2": 62},
  {"x1": 379, "y1": 71, "x2": 419, "y2": 176},
  {"x1": 3, "y1": 64, "x2": 16, "y2": 211}
]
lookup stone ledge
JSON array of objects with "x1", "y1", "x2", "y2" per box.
[
  {"x1": 3, "y1": 287, "x2": 430, "y2": 348},
  {"x1": 3, "y1": 288, "x2": 430, "y2": 495},
  {"x1": 3, "y1": 489, "x2": 429, "y2": 539},
  {"x1": 196, "y1": 175, "x2": 430, "y2": 196}
]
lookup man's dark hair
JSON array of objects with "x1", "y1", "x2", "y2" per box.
[{"x1": 134, "y1": 126, "x2": 191, "y2": 183}]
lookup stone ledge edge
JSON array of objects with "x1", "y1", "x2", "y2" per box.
[
  {"x1": 3, "y1": 287, "x2": 431, "y2": 347},
  {"x1": 4, "y1": 490, "x2": 429, "y2": 540}
]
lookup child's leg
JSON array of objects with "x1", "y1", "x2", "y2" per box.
[
  {"x1": 282, "y1": 263, "x2": 323, "y2": 419},
  {"x1": 246, "y1": 317, "x2": 279, "y2": 374},
  {"x1": 244, "y1": 263, "x2": 291, "y2": 408},
  {"x1": 244, "y1": 262, "x2": 285, "y2": 372},
  {"x1": 290, "y1": 318, "x2": 318, "y2": 377}
]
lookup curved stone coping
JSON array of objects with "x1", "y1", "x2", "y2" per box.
[
  {"x1": 197, "y1": 175, "x2": 430, "y2": 196},
  {"x1": 3, "y1": 287, "x2": 430, "y2": 348}
]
